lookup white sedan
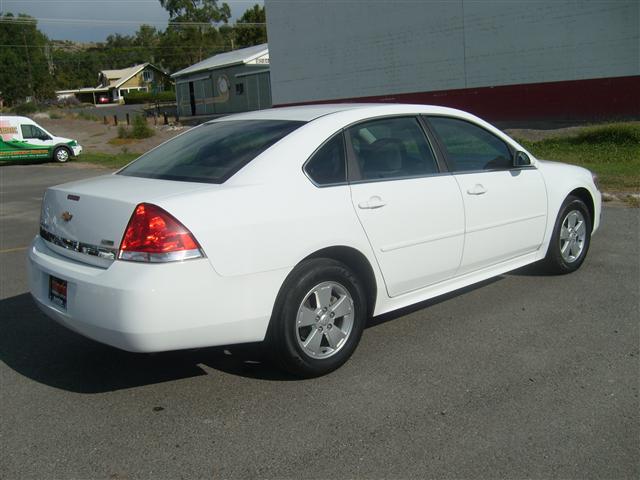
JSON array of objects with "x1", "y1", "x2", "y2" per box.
[{"x1": 27, "y1": 104, "x2": 601, "y2": 376}]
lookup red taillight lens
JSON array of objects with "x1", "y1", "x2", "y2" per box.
[{"x1": 118, "y1": 203, "x2": 202, "y2": 262}]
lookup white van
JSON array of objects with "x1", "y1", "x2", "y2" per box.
[{"x1": 0, "y1": 115, "x2": 83, "y2": 163}]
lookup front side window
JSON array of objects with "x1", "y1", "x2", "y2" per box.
[
  {"x1": 304, "y1": 133, "x2": 346, "y2": 186},
  {"x1": 346, "y1": 117, "x2": 438, "y2": 181},
  {"x1": 21, "y1": 124, "x2": 47, "y2": 139},
  {"x1": 119, "y1": 120, "x2": 304, "y2": 184},
  {"x1": 428, "y1": 116, "x2": 513, "y2": 172}
]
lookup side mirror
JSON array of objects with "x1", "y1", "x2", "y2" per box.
[{"x1": 514, "y1": 151, "x2": 531, "y2": 167}]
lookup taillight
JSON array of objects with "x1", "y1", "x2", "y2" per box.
[{"x1": 118, "y1": 203, "x2": 203, "y2": 263}]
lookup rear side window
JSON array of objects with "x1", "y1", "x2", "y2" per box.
[
  {"x1": 428, "y1": 116, "x2": 512, "y2": 171},
  {"x1": 119, "y1": 120, "x2": 304, "y2": 184},
  {"x1": 304, "y1": 133, "x2": 347, "y2": 186},
  {"x1": 346, "y1": 117, "x2": 439, "y2": 181}
]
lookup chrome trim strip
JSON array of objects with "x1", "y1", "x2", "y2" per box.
[
  {"x1": 40, "y1": 226, "x2": 117, "y2": 260},
  {"x1": 118, "y1": 249, "x2": 202, "y2": 263}
]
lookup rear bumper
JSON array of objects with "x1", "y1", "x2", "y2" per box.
[{"x1": 27, "y1": 236, "x2": 286, "y2": 352}]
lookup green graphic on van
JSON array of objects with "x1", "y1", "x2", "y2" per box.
[{"x1": 0, "y1": 138, "x2": 50, "y2": 159}]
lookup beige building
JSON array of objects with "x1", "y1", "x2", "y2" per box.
[{"x1": 56, "y1": 63, "x2": 172, "y2": 105}]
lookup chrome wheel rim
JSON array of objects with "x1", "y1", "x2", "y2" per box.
[
  {"x1": 295, "y1": 281, "x2": 354, "y2": 359},
  {"x1": 560, "y1": 210, "x2": 586, "y2": 263},
  {"x1": 56, "y1": 149, "x2": 69, "y2": 162}
]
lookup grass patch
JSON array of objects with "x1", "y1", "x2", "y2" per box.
[
  {"x1": 108, "y1": 137, "x2": 138, "y2": 146},
  {"x1": 515, "y1": 122, "x2": 640, "y2": 192},
  {"x1": 76, "y1": 110, "x2": 101, "y2": 122},
  {"x1": 76, "y1": 151, "x2": 138, "y2": 169},
  {"x1": 117, "y1": 115, "x2": 154, "y2": 139}
]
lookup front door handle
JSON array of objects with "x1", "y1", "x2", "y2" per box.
[
  {"x1": 358, "y1": 196, "x2": 386, "y2": 209},
  {"x1": 467, "y1": 184, "x2": 487, "y2": 195}
]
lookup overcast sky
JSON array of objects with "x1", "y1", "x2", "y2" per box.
[{"x1": 1, "y1": 0, "x2": 263, "y2": 41}]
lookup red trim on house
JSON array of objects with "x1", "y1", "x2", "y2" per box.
[{"x1": 275, "y1": 75, "x2": 640, "y2": 122}]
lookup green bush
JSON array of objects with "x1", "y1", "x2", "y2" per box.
[
  {"x1": 569, "y1": 123, "x2": 640, "y2": 146},
  {"x1": 13, "y1": 102, "x2": 38, "y2": 115},
  {"x1": 123, "y1": 90, "x2": 175, "y2": 104},
  {"x1": 117, "y1": 115, "x2": 154, "y2": 139}
]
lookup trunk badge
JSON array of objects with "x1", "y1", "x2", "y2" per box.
[{"x1": 61, "y1": 211, "x2": 73, "y2": 222}]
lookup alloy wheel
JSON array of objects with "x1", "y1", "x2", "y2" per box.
[{"x1": 295, "y1": 281, "x2": 355, "y2": 359}]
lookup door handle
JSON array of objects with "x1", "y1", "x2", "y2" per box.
[
  {"x1": 467, "y1": 184, "x2": 487, "y2": 195},
  {"x1": 358, "y1": 196, "x2": 386, "y2": 209}
]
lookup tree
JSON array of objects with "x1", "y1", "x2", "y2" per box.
[
  {"x1": 235, "y1": 4, "x2": 267, "y2": 48},
  {"x1": 159, "y1": 0, "x2": 230, "y2": 24},
  {"x1": 134, "y1": 25, "x2": 160, "y2": 64},
  {"x1": 157, "y1": 0, "x2": 232, "y2": 71},
  {"x1": 0, "y1": 13, "x2": 55, "y2": 104}
]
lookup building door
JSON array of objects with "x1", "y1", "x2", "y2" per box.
[{"x1": 188, "y1": 82, "x2": 196, "y2": 116}]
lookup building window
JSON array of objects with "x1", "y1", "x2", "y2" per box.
[
  {"x1": 143, "y1": 70, "x2": 154, "y2": 82},
  {"x1": 235, "y1": 83, "x2": 244, "y2": 95}
]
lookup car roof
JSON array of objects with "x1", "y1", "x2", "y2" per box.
[{"x1": 212, "y1": 103, "x2": 469, "y2": 123}]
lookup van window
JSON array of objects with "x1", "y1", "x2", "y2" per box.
[{"x1": 21, "y1": 124, "x2": 48, "y2": 140}]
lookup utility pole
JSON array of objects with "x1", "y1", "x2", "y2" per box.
[{"x1": 22, "y1": 28, "x2": 34, "y2": 100}]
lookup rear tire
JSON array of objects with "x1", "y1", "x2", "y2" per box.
[
  {"x1": 268, "y1": 258, "x2": 367, "y2": 377},
  {"x1": 53, "y1": 147, "x2": 70, "y2": 163},
  {"x1": 543, "y1": 195, "x2": 592, "y2": 274}
]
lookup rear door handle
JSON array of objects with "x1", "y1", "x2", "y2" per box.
[
  {"x1": 467, "y1": 184, "x2": 487, "y2": 195},
  {"x1": 358, "y1": 196, "x2": 386, "y2": 209}
]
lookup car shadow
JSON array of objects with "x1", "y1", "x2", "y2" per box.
[
  {"x1": 507, "y1": 262, "x2": 551, "y2": 277},
  {"x1": 1, "y1": 277, "x2": 504, "y2": 393},
  {"x1": 0, "y1": 294, "x2": 297, "y2": 393}
]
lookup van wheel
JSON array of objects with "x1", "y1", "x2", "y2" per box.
[
  {"x1": 268, "y1": 258, "x2": 367, "y2": 377},
  {"x1": 53, "y1": 147, "x2": 70, "y2": 163}
]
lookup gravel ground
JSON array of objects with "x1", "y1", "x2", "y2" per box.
[{"x1": 37, "y1": 117, "x2": 186, "y2": 155}]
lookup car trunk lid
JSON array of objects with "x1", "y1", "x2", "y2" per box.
[{"x1": 40, "y1": 174, "x2": 213, "y2": 268}]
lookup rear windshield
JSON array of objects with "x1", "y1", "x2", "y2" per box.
[{"x1": 118, "y1": 120, "x2": 304, "y2": 183}]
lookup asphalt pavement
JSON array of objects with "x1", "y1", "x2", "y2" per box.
[{"x1": 1, "y1": 163, "x2": 638, "y2": 479}]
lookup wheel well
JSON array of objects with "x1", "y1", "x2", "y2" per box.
[
  {"x1": 304, "y1": 246, "x2": 377, "y2": 317},
  {"x1": 53, "y1": 145, "x2": 71, "y2": 156},
  {"x1": 569, "y1": 187, "x2": 595, "y2": 230}
]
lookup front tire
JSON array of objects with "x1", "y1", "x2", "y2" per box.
[
  {"x1": 268, "y1": 258, "x2": 367, "y2": 377},
  {"x1": 543, "y1": 195, "x2": 592, "y2": 274},
  {"x1": 53, "y1": 147, "x2": 70, "y2": 163}
]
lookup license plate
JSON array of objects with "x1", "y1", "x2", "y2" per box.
[{"x1": 49, "y1": 276, "x2": 67, "y2": 309}]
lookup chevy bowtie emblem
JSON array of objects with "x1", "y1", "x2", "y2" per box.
[{"x1": 61, "y1": 211, "x2": 73, "y2": 222}]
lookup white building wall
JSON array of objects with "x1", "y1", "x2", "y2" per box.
[{"x1": 265, "y1": 0, "x2": 639, "y2": 105}]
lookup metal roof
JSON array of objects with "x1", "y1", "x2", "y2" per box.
[{"x1": 172, "y1": 43, "x2": 268, "y2": 78}]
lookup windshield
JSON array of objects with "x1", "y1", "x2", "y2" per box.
[{"x1": 118, "y1": 119, "x2": 305, "y2": 184}]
